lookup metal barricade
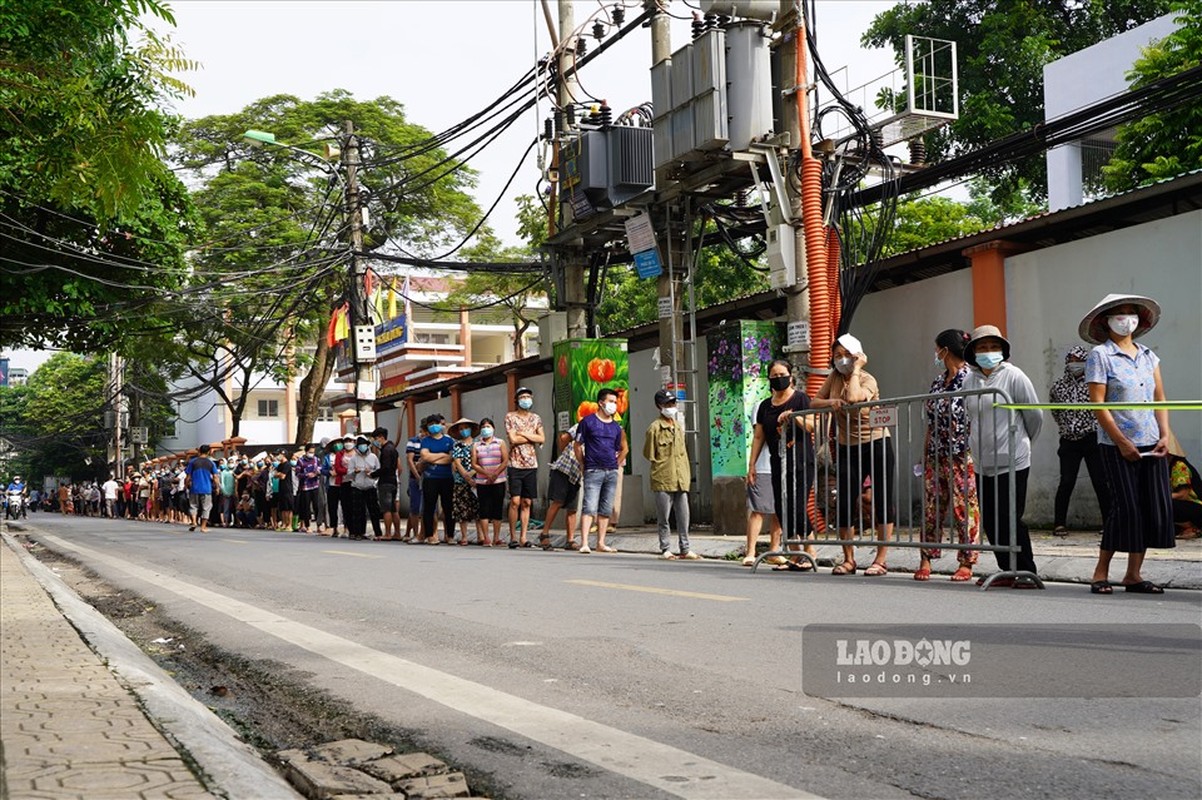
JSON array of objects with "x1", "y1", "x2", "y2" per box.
[{"x1": 755, "y1": 387, "x2": 1043, "y2": 590}]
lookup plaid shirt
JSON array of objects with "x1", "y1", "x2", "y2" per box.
[{"x1": 550, "y1": 434, "x2": 582, "y2": 484}]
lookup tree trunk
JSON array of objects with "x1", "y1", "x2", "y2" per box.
[
  {"x1": 513, "y1": 319, "x2": 531, "y2": 360},
  {"x1": 294, "y1": 326, "x2": 335, "y2": 446}
]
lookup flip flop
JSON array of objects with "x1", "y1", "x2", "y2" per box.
[
  {"x1": 1122, "y1": 580, "x2": 1164, "y2": 594},
  {"x1": 950, "y1": 566, "x2": 974, "y2": 582},
  {"x1": 913, "y1": 567, "x2": 931, "y2": 582},
  {"x1": 1090, "y1": 580, "x2": 1113, "y2": 594},
  {"x1": 772, "y1": 560, "x2": 813, "y2": 572}
]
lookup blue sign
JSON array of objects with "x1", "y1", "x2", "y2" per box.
[
  {"x1": 374, "y1": 314, "x2": 408, "y2": 356},
  {"x1": 633, "y1": 249, "x2": 662, "y2": 279}
]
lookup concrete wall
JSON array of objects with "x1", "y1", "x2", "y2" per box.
[{"x1": 1005, "y1": 209, "x2": 1202, "y2": 526}]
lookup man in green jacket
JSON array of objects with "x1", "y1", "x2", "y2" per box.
[{"x1": 644, "y1": 389, "x2": 698, "y2": 560}]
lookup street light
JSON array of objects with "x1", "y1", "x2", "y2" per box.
[{"x1": 237, "y1": 125, "x2": 375, "y2": 434}]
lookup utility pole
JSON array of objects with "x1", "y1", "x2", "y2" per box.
[
  {"x1": 778, "y1": 1, "x2": 812, "y2": 382},
  {"x1": 342, "y1": 119, "x2": 375, "y2": 433},
  {"x1": 651, "y1": 2, "x2": 685, "y2": 388},
  {"x1": 557, "y1": 0, "x2": 589, "y2": 339},
  {"x1": 109, "y1": 352, "x2": 123, "y2": 473}
]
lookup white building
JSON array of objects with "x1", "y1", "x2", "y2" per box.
[{"x1": 1044, "y1": 12, "x2": 1181, "y2": 211}]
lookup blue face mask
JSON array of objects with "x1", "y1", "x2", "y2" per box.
[
  {"x1": 428, "y1": 424, "x2": 444, "y2": 435},
  {"x1": 975, "y1": 351, "x2": 1004, "y2": 370},
  {"x1": 460, "y1": 428, "x2": 473, "y2": 438},
  {"x1": 289, "y1": 460, "x2": 295, "y2": 466},
  {"x1": 356, "y1": 443, "x2": 369, "y2": 453},
  {"x1": 480, "y1": 426, "x2": 494, "y2": 439},
  {"x1": 518, "y1": 397, "x2": 533, "y2": 410}
]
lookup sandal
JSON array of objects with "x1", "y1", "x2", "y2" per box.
[
  {"x1": 864, "y1": 562, "x2": 888, "y2": 577},
  {"x1": 772, "y1": 560, "x2": 813, "y2": 572},
  {"x1": 741, "y1": 556, "x2": 756, "y2": 567},
  {"x1": 1122, "y1": 580, "x2": 1164, "y2": 594},
  {"x1": 913, "y1": 567, "x2": 931, "y2": 582},
  {"x1": 539, "y1": 534, "x2": 552, "y2": 551},
  {"x1": 831, "y1": 560, "x2": 857, "y2": 576},
  {"x1": 565, "y1": 541, "x2": 581, "y2": 551},
  {"x1": 950, "y1": 566, "x2": 974, "y2": 582},
  {"x1": 597, "y1": 544, "x2": 617, "y2": 553},
  {"x1": 1090, "y1": 580, "x2": 1113, "y2": 594}
]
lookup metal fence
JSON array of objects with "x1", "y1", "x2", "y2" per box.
[{"x1": 757, "y1": 386, "x2": 1043, "y2": 590}]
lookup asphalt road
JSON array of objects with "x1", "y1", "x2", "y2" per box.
[{"x1": 23, "y1": 513, "x2": 1202, "y2": 800}]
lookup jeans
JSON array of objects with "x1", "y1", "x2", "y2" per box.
[
  {"x1": 220, "y1": 494, "x2": 234, "y2": 527},
  {"x1": 582, "y1": 469, "x2": 619, "y2": 517},
  {"x1": 654, "y1": 490, "x2": 691, "y2": 553}
]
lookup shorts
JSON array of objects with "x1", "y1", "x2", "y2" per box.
[
  {"x1": 174, "y1": 493, "x2": 189, "y2": 513},
  {"x1": 189, "y1": 492, "x2": 213, "y2": 520},
  {"x1": 582, "y1": 469, "x2": 618, "y2": 517},
  {"x1": 476, "y1": 482, "x2": 506, "y2": 520},
  {"x1": 377, "y1": 483, "x2": 398, "y2": 511},
  {"x1": 407, "y1": 477, "x2": 422, "y2": 515},
  {"x1": 508, "y1": 468, "x2": 538, "y2": 500},
  {"x1": 547, "y1": 470, "x2": 580, "y2": 508},
  {"x1": 275, "y1": 491, "x2": 294, "y2": 513},
  {"x1": 746, "y1": 472, "x2": 774, "y2": 514}
]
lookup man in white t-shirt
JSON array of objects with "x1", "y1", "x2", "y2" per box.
[{"x1": 101, "y1": 475, "x2": 120, "y2": 519}]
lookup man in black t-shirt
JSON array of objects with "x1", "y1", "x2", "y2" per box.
[{"x1": 373, "y1": 427, "x2": 401, "y2": 540}]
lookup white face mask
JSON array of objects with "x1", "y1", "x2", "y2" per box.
[
  {"x1": 1107, "y1": 314, "x2": 1139, "y2": 336},
  {"x1": 602, "y1": 402, "x2": 618, "y2": 416},
  {"x1": 1067, "y1": 362, "x2": 1086, "y2": 377},
  {"x1": 660, "y1": 406, "x2": 677, "y2": 419},
  {"x1": 834, "y1": 357, "x2": 855, "y2": 375}
]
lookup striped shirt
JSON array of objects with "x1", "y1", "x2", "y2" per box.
[{"x1": 473, "y1": 438, "x2": 506, "y2": 485}]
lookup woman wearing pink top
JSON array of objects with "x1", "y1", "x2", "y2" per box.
[{"x1": 472, "y1": 417, "x2": 509, "y2": 546}]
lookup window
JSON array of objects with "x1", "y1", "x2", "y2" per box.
[
  {"x1": 257, "y1": 399, "x2": 279, "y2": 418},
  {"x1": 317, "y1": 405, "x2": 335, "y2": 422}
]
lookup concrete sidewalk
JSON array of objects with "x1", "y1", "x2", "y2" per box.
[
  {"x1": 0, "y1": 526, "x2": 299, "y2": 800},
  {"x1": 544, "y1": 523, "x2": 1202, "y2": 589}
]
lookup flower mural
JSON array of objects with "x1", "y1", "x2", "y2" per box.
[{"x1": 705, "y1": 321, "x2": 784, "y2": 477}]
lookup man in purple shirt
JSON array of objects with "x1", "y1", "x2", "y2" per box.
[{"x1": 574, "y1": 388, "x2": 628, "y2": 554}]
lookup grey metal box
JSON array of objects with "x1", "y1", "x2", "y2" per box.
[
  {"x1": 651, "y1": 58, "x2": 673, "y2": 119},
  {"x1": 691, "y1": 29, "x2": 726, "y2": 95},
  {"x1": 671, "y1": 43, "x2": 694, "y2": 110},
  {"x1": 693, "y1": 89, "x2": 728, "y2": 151},
  {"x1": 671, "y1": 106, "x2": 694, "y2": 160}
]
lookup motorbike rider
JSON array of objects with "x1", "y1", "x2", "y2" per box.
[{"x1": 6, "y1": 475, "x2": 28, "y2": 519}]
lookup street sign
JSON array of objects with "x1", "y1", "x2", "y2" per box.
[
  {"x1": 657, "y1": 296, "x2": 673, "y2": 319},
  {"x1": 130, "y1": 427, "x2": 148, "y2": 444},
  {"x1": 870, "y1": 405, "x2": 898, "y2": 428},
  {"x1": 634, "y1": 249, "x2": 662, "y2": 279},
  {"x1": 624, "y1": 213, "x2": 657, "y2": 254}
]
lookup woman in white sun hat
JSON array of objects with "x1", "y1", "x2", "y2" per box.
[{"x1": 1081, "y1": 293, "x2": 1174, "y2": 595}]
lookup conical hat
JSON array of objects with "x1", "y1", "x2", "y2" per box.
[{"x1": 1079, "y1": 293, "x2": 1160, "y2": 345}]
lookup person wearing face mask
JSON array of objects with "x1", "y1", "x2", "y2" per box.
[
  {"x1": 471, "y1": 417, "x2": 509, "y2": 546},
  {"x1": 404, "y1": 420, "x2": 428, "y2": 542},
  {"x1": 372, "y1": 427, "x2": 401, "y2": 540},
  {"x1": 296, "y1": 446, "x2": 322, "y2": 533},
  {"x1": 419, "y1": 414, "x2": 455, "y2": 543},
  {"x1": 812, "y1": 334, "x2": 895, "y2": 576},
  {"x1": 1081, "y1": 294, "x2": 1174, "y2": 595},
  {"x1": 917, "y1": 329, "x2": 979, "y2": 582},
  {"x1": 644, "y1": 389, "x2": 699, "y2": 560},
  {"x1": 963, "y1": 325, "x2": 1043, "y2": 587},
  {"x1": 575, "y1": 388, "x2": 629, "y2": 554},
  {"x1": 218, "y1": 458, "x2": 236, "y2": 529},
  {"x1": 1049, "y1": 345, "x2": 1111, "y2": 537},
  {"x1": 335, "y1": 435, "x2": 355, "y2": 537},
  {"x1": 448, "y1": 418, "x2": 480, "y2": 545},
  {"x1": 273, "y1": 452, "x2": 296, "y2": 532},
  {"x1": 747, "y1": 359, "x2": 815, "y2": 569},
  {"x1": 322, "y1": 437, "x2": 343, "y2": 536},
  {"x1": 252, "y1": 457, "x2": 269, "y2": 528},
  {"x1": 505, "y1": 387, "x2": 545, "y2": 547},
  {"x1": 345, "y1": 434, "x2": 383, "y2": 540}
]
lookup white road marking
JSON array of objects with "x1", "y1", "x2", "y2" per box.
[
  {"x1": 566, "y1": 578, "x2": 750, "y2": 602},
  {"x1": 41, "y1": 534, "x2": 816, "y2": 799},
  {"x1": 220, "y1": 539, "x2": 250, "y2": 545},
  {"x1": 321, "y1": 549, "x2": 384, "y2": 559}
]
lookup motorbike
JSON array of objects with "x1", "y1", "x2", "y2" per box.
[{"x1": 5, "y1": 491, "x2": 26, "y2": 520}]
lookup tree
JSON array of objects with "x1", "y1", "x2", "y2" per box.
[
  {"x1": 1103, "y1": 1, "x2": 1202, "y2": 192},
  {"x1": 880, "y1": 195, "x2": 990, "y2": 256},
  {"x1": 863, "y1": 0, "x2": 1173, "y2": 209},
  {"x1": 172, "y1": 91, "x2": 484, "y2": 443},
  {"x1": 0, "y1": 0, "x2": 199, "y2": 352}
]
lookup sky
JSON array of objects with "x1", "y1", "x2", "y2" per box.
[{"x1": 4, "y1": 0, "x2": 899, "y2": 374}]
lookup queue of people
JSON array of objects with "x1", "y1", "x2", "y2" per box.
[{"x1": 740, "y1": 291, "x2": 1180, "y2": 593}]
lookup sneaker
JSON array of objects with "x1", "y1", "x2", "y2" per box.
[
  {"x1": 579, "y1": 546, "x2": 592, "y2": 554},
  {"x1": 659, "y1": 550, "x2": 677, "y2": 560},
  {"x1": 680, "y1": 551, "x2": 701, "y2": 560},
  {"x1": 1052, "y1": 525, "x2": 1069, "y2": 537}
]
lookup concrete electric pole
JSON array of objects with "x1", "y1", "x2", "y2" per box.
[
  {"x1": 777, "y1": 0, "x2": 813, "y2": 382},
  {"x1": 651, "y1": 2, "x2": 685, "y2": 388},
  {"x1": 342, "y1": 119, "x2": 376, "y2": 433},
  {"x1": 558, "y1": 0, "x2": 589, "y2": 339}
]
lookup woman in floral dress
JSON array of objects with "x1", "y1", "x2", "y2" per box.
[{"x1": 917, "y1": 329, "x2": 979, "y2": 582}]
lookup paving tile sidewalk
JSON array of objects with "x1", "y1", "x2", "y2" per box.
[{"x1": 0, "y1": 535, "x2": 219, "y2": 799}]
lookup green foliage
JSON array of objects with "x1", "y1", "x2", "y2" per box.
[
  {"x1": 880, "y1": 195, "x2": 990, "y2": 256},
  {"x1": 0, "y1": 0, "x2": 199, "y2": 352},
  {"x1": 863, "y1": 0, "x2": 1173, "y2": 208},
  {"x1": 1103, "y1": 1, "x2": 1202, "y2": 191}
]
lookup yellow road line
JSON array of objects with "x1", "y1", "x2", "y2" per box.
[
  {"x1": 565, "y1": 579, "x2": 748, "y2": 602},
  {"x1": 321, "y1": 549, "x2": 383, "y2": 559}
]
